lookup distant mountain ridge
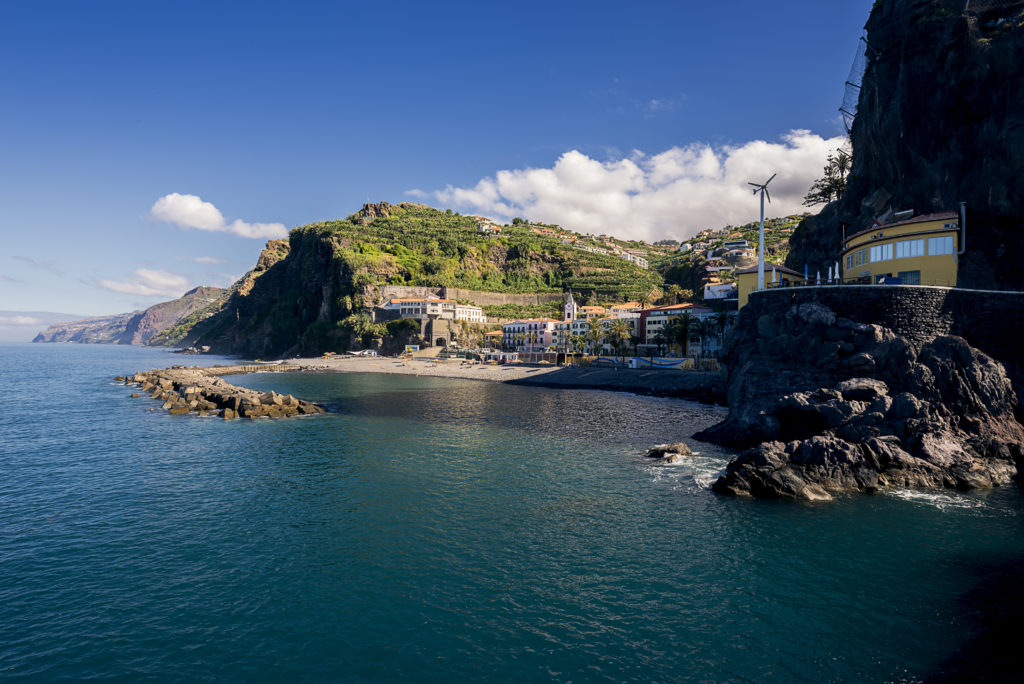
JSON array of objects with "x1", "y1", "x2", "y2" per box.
[{"x1": 33, "y1": 286, "x2": 227, "y2": 345}]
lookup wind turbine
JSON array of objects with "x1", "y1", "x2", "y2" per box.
[{"x1": 748, "y1": 173, "x2": 776, "y2": 291}]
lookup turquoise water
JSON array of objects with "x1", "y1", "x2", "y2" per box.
[{"x1": 2, "y1": 342, "x2": 1023, "y2": 681}]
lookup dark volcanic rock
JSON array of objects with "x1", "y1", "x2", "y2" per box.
[
  {"x1": 698, "y1": 301, "x2": 1024, "y2": 500},
  {"x1": 786, "y1": 0, "x2": 1024, "y2": 290}
]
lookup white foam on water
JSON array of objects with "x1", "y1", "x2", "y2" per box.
[
  {"x1": 887, "y1": 488, "x2": 991, "y2": 511},
  {"x1": 640, "y1": 453, "x2": 729, "y2": 492}
]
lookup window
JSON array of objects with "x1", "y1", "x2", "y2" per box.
[
  {"x1": 897, "y1": 270, "x2": 921, "y2": 285},
  {"x1": 846, "y1": 248, "x2": 869, "y2": 270},
  {"x1": 929, "y1": 236, "x2": 954, "y2": 255},
  {"x1": 870, "y1": 243, "x2": 893, "y2": 263},
  {"x1": 894, "y1": 239, "x2": 925, "y2": 259}
]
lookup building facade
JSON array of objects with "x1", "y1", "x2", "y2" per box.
[
  {"x1": 378, "y1": 296, "x2": 486, "y2": 323},
  {"x1": 736, "y1": 263, "x2": 806, "y2": 308},
  {"x1": 841, "y1": 211, "x2": 960, "y2": 287}
]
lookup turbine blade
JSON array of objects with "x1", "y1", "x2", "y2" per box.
[
  {"x1": 765, "y1": 188, "x2": 772, "y2": 203},
  {"x1": 747, "y1": 182, "x2": 760, "y2": 187},
  {"x1": 765, "y1": 173, "x2": 777, "y2": 185}
]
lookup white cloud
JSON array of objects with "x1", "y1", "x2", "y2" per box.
[
  {"x1": 0, "y1": 315, "x2": 41, "y2": 325},
  {"x1": 194, "y1": 256, "x2": 227, "y2": 264},
  {"x1": 433, "y1": 130, "x2": 846, "y2": 242},
  {"x1": 149, "y1": 193, "x2": 288, "y2": 239},
  {"x1": 98, "y1": 269, "x2": 191, "y2": 298},
  {"x1": 405, "y1": 189, "x2": 428, "y2": 199}
]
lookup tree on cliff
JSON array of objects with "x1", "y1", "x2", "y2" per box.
[{"x1": 803, "y1": 147, "x2": 851, "y2": 207}]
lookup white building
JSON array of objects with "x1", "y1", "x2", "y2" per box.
[
  {"x1": 379, "y1": 296, "x2": 486, "y2": 323},
  {"x1": 502, "y1": 318, "x2": 560, "y2": 352},
  {"x1": 703, "y1": 283, "x2": 737, "y2": 300}
]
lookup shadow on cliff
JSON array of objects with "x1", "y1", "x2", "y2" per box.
[{"x1": 927, "y1": 552, "x2": 1024, "y2": 682}]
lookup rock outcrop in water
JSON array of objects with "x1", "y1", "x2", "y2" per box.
[
  {"x1": 786, "y1": 0, "x2": 1024, "y2": 289},
  {"x1": 695, "y1": 302, "x2": 1024, "y2": 500},
  {"x1": 120, "y1": 365, "x2": 325, "y2": 419}
]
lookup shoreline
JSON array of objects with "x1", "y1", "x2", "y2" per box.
[{"x1": 280, "y1": 355, "x2": 727, "y2": 404}]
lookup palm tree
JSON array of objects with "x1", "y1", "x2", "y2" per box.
[
  {"x1": 667, "y1": 313, "x2": 696, "y2": 357},
  {"x1": 586, "y1": 317, "x2": 602, "y2": 355},
  {"x1": 652, "y1": 330, "x2": 668, "y2": 357},
  {"x1": 608, "y1": 318, "x2": 630, "y2": 360},
  {"x1": 694, "y1": 319, "x2": 711, "y2": 357},
  {"x1": 569, "y1": 333, "x2": 584, "y2": 354},
  {"x1": 710, "y1": 311, "x2": 735, "y2": 353}
]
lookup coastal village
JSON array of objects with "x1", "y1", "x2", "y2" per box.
[
  {"x1": 15, "y1": 1, "x2": 1024, "y2": 681},
  {"x1": 360, "y1": 204, "x2": 966, "y2": 371}
]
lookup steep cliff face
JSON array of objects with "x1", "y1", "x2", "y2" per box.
[
  {"x1": 33, "y1": 312, "x2": 138, "y2": 344},
  {"x1": 787, "y1": 0, "x2": 1024, "y2": 288},
  {"x1": 117, "y1": 287, "x2": 226, "y2": 344},
  {"x1": 188, "y1": 230, "x2": 363, "y2": 357},
  {"x1": 32, "y1": 286, "x2": 227, "y2": 345}
]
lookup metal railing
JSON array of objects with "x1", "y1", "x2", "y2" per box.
[{"x1": 762, "y1": 277, "x2": 956, "y2": 289}]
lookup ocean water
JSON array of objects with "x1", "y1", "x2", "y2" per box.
[{"x1": 2, "y1": 342, "x2": 1023, "y2": 681}]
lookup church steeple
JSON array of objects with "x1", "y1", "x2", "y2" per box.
[{"x1": 564, "y1": 290, "x2": 578, "y2": 322}]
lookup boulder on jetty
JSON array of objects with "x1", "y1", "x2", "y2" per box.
[
  {"x1": 119, "y1": 364, "x2": 324, "y2": 420},
  {"x1": 695, "y1": 302, "x2": 1024, "y2": 501}
]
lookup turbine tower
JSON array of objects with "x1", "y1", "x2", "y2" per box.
[{"x1": 748, "y1": 173, "x2": 776, "y2": 291}]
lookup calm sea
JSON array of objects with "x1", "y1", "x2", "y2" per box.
[{"x1": 2, "y1": 342, "x2": 1023, "y2": 681}]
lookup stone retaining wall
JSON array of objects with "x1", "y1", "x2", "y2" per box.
[
  {"x1": 746, "y1": 285, "x2": 1024, "y2": 390},
  {"x1": 375, "y1": 285, "x2": 563, "y2": 307}
]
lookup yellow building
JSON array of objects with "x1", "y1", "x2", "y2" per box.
[
  {"x1": 736, "y1": 263, "x2": 805, "y2": 308},
  {"x1": 842, "y1": 211, "x2": 960, "y2": 286}
]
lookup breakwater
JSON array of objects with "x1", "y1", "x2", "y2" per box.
[{"x1": 118, "y1": 365, "x2": 325, "y2": 419}]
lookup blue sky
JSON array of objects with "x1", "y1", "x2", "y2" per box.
[{"x1": 0, "y1": 0, "x2": 873, "y2": 325}]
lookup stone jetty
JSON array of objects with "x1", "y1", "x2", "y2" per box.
[{"x1": 116, "y1": 364, "x2": 325, "y2": 419}]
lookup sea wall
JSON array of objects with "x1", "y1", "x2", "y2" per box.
[{"x1": 745, "y1": 285, "x2": 1024, "y2": 383}]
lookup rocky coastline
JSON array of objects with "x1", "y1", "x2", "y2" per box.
[
  {"x1": 118, "y1": 365, "x2": 325, "y2": 419},
  {"x1": 694, "y1": 301, "x2": 1024, "y2": 501}
]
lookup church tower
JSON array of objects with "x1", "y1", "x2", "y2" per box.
[{"x1": 564, "y1": 291, "x2": 578, "y2": 322}]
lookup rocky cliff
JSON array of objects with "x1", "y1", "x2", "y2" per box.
[
  {"x1": 177, "y1": 202, "x2": 662, "y2": 357},
  {"x1": 32, "y1": 311, "x2": 139, "y2": 344},
  {"x1": 786, "y1": 0, "x2": 1024, "y2": 288},
  {"x1": 33, "y1": 286, "x2": 227, "y2": 345},
  {"x1": 697, "y1": 296, "x2": 1024, "y2": 500}
]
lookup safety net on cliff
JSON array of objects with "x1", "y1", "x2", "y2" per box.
[
  {"x1": 839, "y1": 31, "x2": 868, "y2": 134},
  {"x1": 964, "y1": 0, "x2": 1024, "y2": 14}
]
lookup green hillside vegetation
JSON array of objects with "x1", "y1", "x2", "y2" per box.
[
  {"x1": 656, "y1": 214, "x2": 806, "y2": 297},
  {"x1": 166, "y1": 202, "x2": 665, "y2": 357},
  {"x1": 309, "y1": 203, "x2": 663, "y2": 299}
]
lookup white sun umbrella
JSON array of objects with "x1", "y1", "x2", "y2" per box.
[
  {"x1": 816, "y1": 270, "x2": 821, "y2": 285},
  {"x1": 772, "y1": 266, "x2": 777, "y2": 283},
  {"x1": 835, "y1": 260, "x2": 841, "y2": 283},
  {"x1": 828, "y1": 265, "x2": 833, "y2": 282}
]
